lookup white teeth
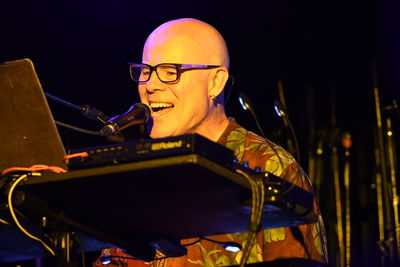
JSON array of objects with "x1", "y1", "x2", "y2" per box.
[{"x1": 149, "y1": 102, "x2": 174, "y2": 108}]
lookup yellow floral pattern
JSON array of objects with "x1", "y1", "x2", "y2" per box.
[
  {"x1": 226, "y1": 127, "x2": 247, "y2": 162},
  {"x1": 187, "y1": 243, "x2": 222, "y2": 266},
  {"x1": 226, "y1": 127, "x2": 297, "y2": 178},
  {"x1": 228, "y1": 233, "x2": 263, "y2": 264},
  {"x1": 264, "y1": 227, "x2": 286, "y2": 243},
  {"x1": 312, "y1": 224, "x2": 323, "y2": 257}
]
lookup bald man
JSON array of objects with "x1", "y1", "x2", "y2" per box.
[
  {"x1": 94, "y1": 18, "x2": 328, "y2": 266},
  {"x1": 137, "y1": 18, "x2": 230, "y2": 140}
]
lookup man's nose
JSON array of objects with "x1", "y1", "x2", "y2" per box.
[{"x1": 145, "y1": 71, "x2": 165, "y2": 93}]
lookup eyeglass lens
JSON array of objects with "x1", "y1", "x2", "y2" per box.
[{"x1": 131, "y1": 64, "x2": 178, "y2": 82}]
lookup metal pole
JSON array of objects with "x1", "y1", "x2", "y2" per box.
[
  {"x1": 342, "y1": 132, "x2": 352, "y2": 267},
  {"x1": 386, "y1": 118, "x2": 400, "y2": 261},
  {"x1": 332, "y1": 144, "x2": 344, "y2": 267},
  {"x1": 373, "y1": 86, "x2": 394, "y2": 266}
]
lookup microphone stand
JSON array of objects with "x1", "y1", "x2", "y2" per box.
[
  {"x1": 373, "y1": 76, "x2": 395, "y2": 266},
  {"x1": 44, "y1": 91, "x2": 114, "y2": 136},
  {"x1": 44, "y1": 91, "x2": 149, "y2": 138},
  {"x1": 44, "y1": 91, "x2": 110, "y2": 123},
  {"x1": 276, "y1": 81, "x2": 300, "y2": 163},
  {"x1": 313, "y1": 132, "x2": 326, "y2": 204},
  {"x1": 385, "y1": 116, "x2": 400, "y2": 263},
  {"x1": 330, "y1": 130, "x2": 344, "y2": 267},
  {"x1": 328, "y1": 86, "x2": 345, "y2": 267},
  {"x1": 342, "y1": 132, "x2": 352, "y2": 267}
]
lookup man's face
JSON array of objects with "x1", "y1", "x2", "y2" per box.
[{"x1": 138, "y1": 34, "x2": 213, "y2": 138}]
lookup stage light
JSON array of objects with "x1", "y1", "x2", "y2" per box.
[
  {"x1": 220, "y1": 242, "x2": 242, "y2": 252},
  {"x1": 239, "y1": 96, "x2": 248, "y2": 110},
  {"x1": 238, "y1": 92, "x2": 252, "y2": 111},
  {"x1": 201, "y1": 237, "x2": 242, "y2": 252},
  {"x1": 273, "y1": 100, "x2": 287, "y2": 117},
  {"x1": 100, "y1": 255, "x2": 112, "y2": 264}
]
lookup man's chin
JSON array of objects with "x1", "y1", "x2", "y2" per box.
[
  {"x1": 149, "y1": 132, "x2": 168, "y2": 139},
  {"x1": 147, "y1": 118, "x2": 174, "y2": 139},
  {"x1": 148, "y1": 120, "x2": 194, "y2": 139},
  {"x1": 149, "y1": 127, "x2": 174, "y2": 139}
]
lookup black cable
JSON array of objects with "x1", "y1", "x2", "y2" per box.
[
  {"x1": 74, "y1": 234, "x2": 86, "y2": 267},
  {"x1": 13, "y1": 208, "x2": 54, "y2": 243},
  {"x1": 273, "y1": 100, "x2": 301, "y2": 164},
  {"x1": 201, "y1": 236, "x2": 243, "y2": 252},
  {"x1": 55, "y1": 120, "x2": 102, "y2": 136},
  {"x1": 290, "y1": 226, "x2": 312, "y2": 260},
  {"x1": 286, "y1": 116, "x2": 301, "y2": 164},
  {"x1": 238, "y1": 92, "x2": 285, "y2": 177},
  {"x1": 182, "y1": 238, "x2": 202, "y2": 247},
  {"x1": 238, "y1": 93, "x2": 302, "y2": 204},
  {"x1": 182, "y1": 237, "x2": 242, "y2": 252},
  {"x1": 224, "y1": 75, "x2": 235, "y2": 105},
  {"x1": 249, "y1": 108, "x2": 268, "y2": 140},
  {"x1": 275, "y1": 89, "x2": 314, "y2": 260},
  {"x1": 7, "y1": 173, "x2": 56, "y2": 255},
  {"x1": 100, "y1": 255, "x2": 170, "y2": 264}
]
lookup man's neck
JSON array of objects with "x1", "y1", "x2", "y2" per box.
[{"x1": 194, "y1": 109, "x2": 230, "y2": 143}]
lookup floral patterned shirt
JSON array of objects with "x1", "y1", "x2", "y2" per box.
[{"x1": 94, "y1": 118, "x2": 328, "y2": 266}]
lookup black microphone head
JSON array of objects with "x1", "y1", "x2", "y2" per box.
[
  {"x1": 135, "y1": 103, "x2": 151, "y2": 121},
  {"x1": 99, "y1": 103, "x2": 151, "y2": 136}
]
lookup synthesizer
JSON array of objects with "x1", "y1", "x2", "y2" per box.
[{"x1": 67, "y1": 134, "x2": 235, "y2": 170}]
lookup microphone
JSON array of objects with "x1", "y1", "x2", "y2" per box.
[
  {"x1": 99, "y1": 103, "x2": 150, "y2": 136},
  {"x1": 273, "y1": 100, "x2": 288, "y2": 118},
  {"x1": 273, "y1": 99, "x2": 300, "y2": 164}
]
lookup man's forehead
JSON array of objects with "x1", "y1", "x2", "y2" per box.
[
  {"x1": 143, "y1": 32, "x2": 209, "y2": 64},
  {"x1": 145, "y1": 32, "x2": 195, "y2": 51}
]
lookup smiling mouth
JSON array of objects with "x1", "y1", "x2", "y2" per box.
[{"x1": 149, "y1": 102, "x2": 175, "y2": 114}]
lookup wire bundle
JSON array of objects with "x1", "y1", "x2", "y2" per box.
[
  {"x1": 3, "y1": 172, "x2": 56, "y2": 256},
  {"x1": 1, "y1": 165, "x2": 68, "y2": 257},
  {"x1": 235, "y1": 169, "x2": 265, "y2": 267}
]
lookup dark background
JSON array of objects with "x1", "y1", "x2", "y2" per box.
[{"x1": 1, "y1": 0, "x2": 400, "y2": 266}]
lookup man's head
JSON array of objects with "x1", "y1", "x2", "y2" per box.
[{"x1": 137, "y1": 18, "x2": 230, "y2": 140}]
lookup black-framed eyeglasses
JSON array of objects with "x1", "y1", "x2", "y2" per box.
[{"x1": 128, "y1": 63, "x2": 221, "y2": 83}]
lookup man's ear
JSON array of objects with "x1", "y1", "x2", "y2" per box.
[{"x1": 208, "y1": 67, "x2": 229, "y2": 97}]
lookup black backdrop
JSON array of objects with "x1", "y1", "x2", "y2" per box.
[
  {"x1": 1, "y1": 0, "x2": 399, "y2": 266},
  {"x1": 0, "y1": 0, "x2": 379, "y2": 148}
]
